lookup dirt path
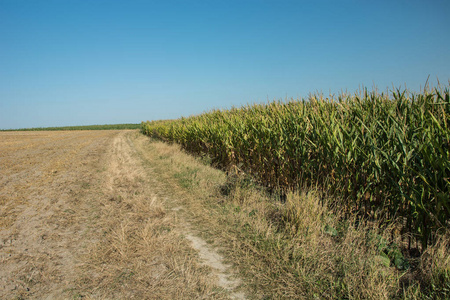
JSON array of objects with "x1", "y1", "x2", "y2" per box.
[{"x1": 0, "y1": 131, "x2": 244, "y2": 299}]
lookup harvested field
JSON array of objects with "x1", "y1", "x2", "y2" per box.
[{"x1": 0, "y1": 131, "x2": 243, "y2": 299}]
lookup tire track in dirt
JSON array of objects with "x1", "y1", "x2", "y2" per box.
[{"x1": 184, "y1": 233, "x2": 245, "y2": 300}]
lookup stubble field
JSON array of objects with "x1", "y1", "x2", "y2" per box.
[{"x1": 0, "y1": 130, "x2": 242, "y2": 299}]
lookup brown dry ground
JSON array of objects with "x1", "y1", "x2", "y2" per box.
[{"x1": 0, "y1": 130, "x2": 243, "y2": 299}]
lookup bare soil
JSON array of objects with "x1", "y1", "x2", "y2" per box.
[{"x1": 0, "y1": 131, "x2": 244, "y2": 299}]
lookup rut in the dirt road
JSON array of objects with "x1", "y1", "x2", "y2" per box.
[{"x1": 185, "y1": 233, "x2": 245, "y2": 300}]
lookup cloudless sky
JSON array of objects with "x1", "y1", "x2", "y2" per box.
[{"x1": 1, "y1": 0, "x2": 449, "y2": 129}]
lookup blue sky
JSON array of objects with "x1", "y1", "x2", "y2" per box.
[{"x1": 1, "y1": 0, "x2": 449, "y2": 129}]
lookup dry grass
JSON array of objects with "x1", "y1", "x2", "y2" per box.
[
  {"x1": 1, "y1": 131, "x2": 236, "y2": 299},
  {"x1": 73, "y1": 132, "x2": 231, "y2": 299},
  {"x1": 0, "y1": 130, "x2": 120, "y2": 298},
  {"x1": 134, "y1": 134, "x2": 450, "y2": 299}
]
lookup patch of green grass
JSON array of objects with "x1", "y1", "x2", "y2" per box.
[{"x1": 173, "y1": 166, "x2": 200, "y2": 189}]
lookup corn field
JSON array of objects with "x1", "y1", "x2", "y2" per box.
[{"x1": 141, "y1": 87, "x2": 450, "y2": 247}]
